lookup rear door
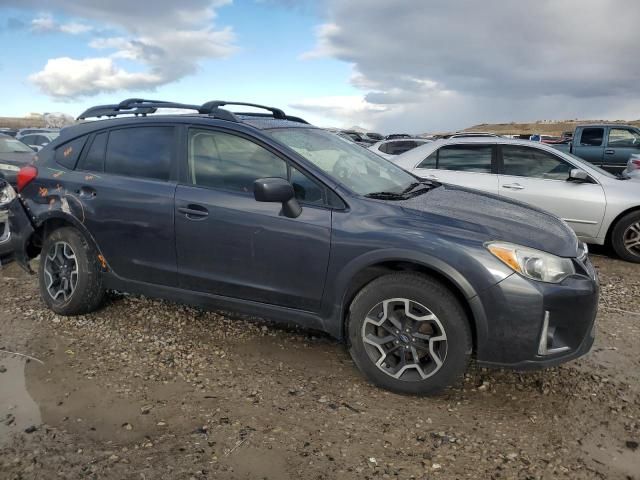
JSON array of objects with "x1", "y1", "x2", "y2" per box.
[
  {"x1": 73, "y1": 125, "x2": 179, "y2": 285},
  {"x1": 603, "y1": 127, "x2": 640, "y2": 170},
  {"x1": 573, "y1": 127, "x2": 605, "y2": 166},
  {"x1": 497, "y1": 144, "x2": 606, "y2": 239},
  {"x1": 412, "y1": 143, "x2": 499, "y2": 195},
  {"x1": 174, "y1": 127, "x2": 332, "y2": 311}
]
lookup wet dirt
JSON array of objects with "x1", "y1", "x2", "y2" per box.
[{"x1": 0, "y1": 254, "x2": 639, "y2": 479}]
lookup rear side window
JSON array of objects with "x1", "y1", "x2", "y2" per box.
[
  {"x1": 607, "y1": 128, "x2": 640, "y2": 147},
  {"x1": 105, "y1": 127, "x2": 174, "y2": 181},
  {"x1": 55, "y1": 136, "x2": 87, "y2": 169},
  {"x1": 437, "y1": 145, "x2": 493, "y2": 173},
  {"x1": 77, "y1": 132, "x2": 107, "y2": 172},
  {"x1": 579, "y1": 128, "x2": 604, "y2": 146}
]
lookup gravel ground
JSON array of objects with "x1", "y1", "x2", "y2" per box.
[{"x1": 0, "y1": 254, "x2": 639, "y2": 480}]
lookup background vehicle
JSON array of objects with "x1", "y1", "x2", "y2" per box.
[
  {"x1": 0, "y1": 128, "x2": 18, "y2": 137},
  {"x1": 624, "y1": 154, "x2": 640, "y2": 179},
  {"x1": 0, "y1": 179, "x2": 15, "y2": 264},
  {"x1": 395, "y1": 137, "x2": 640, "y2": 262},
  {"x1": 339, "y1": 129, "x2": 376, "y2": 146},
  {"x1": 17, "y1": 131, "x2": 59, "y2": 151},
  {"x1": 385, "y1": 133, "x2": 412, "y2": 140},
  {"x1": 9, "y1": 99, "x2": 597, "y2": 395},
  {"x1": 449, "y1": 132, "x2": 499, "y2": 139},
  {"x1": 551, "y1": 124, "x2": 640, "y2": 172},
  {"x1": 369, "y1": 138, "x2": 431, "y2": 160},
  {"x1": 0, "y1": 133, "x2": 37, "y2": 185}
]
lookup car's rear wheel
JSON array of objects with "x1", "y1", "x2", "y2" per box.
[
  {"x1": 39, "y1": 227, "x2": 105, "y2": 315},
  {"x1": 611, "y1": 211, "x2": 640, "y2": 263},
  {"x1": 348, "y1": 273, "x2": 472, "y2": 395}
]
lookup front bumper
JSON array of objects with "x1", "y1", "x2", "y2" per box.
[{"x1": 472, "y1": 256, "x2": 598, "y2": 369}]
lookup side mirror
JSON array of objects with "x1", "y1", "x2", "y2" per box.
[
  {"x1": 568, "y1": 168, "x2": 589, "y2": 183},
  {"x1": 254, "y1": 177, "x2": 302, "y2": 218}
]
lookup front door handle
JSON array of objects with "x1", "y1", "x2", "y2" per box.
[
  {"x1": 178, "y1": 204, "x2": 209, "y2": 220},
  {"x1": 604, "y1": 149, "x2": 615, "y2": 154},
  {"x1": 502, "y1": 183, "x2": 525, "y2": 190}
]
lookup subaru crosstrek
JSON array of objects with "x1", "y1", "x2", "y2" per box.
[{"x1": 8, "y1": 99, "x2": 599, "y2": 395}]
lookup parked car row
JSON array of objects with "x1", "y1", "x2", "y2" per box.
[
  {"x1": 394, "y1": 137, "x2": 640, "y2": 263},
  {"x1": 6, "y1": 98, "x2": 599, "y2": 396}
]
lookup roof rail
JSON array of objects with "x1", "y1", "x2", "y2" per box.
[
  {"x1": 77, "y1": 98, "x2": 240, "y2": 122},
  {"x1": 77, "y1": 98, "x2": 302, "y2": 124},
  {"x1": 200, "y1": 101, "x2": 287, "y2": 120},
  {"x1": 231, "y1": 111, "x2": 309, "y2": 124}
]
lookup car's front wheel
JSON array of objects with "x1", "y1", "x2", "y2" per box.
[
  {"x1": 348, "y1": 273, "x2": 472, "y2": 395},
  {"x1": 38, "y1": 227, "x2": 105, "y2": 315},
  {"x1": 611, "y1": 211, "x2": 640, "y2": 263}
]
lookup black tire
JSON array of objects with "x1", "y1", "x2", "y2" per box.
[
  {"x1": 38, "y1": 227, "x2": 105, "y2": 315},
  {"x1": 610, "y1": 211, "x2": 640, "y2": 263},
  {"x1": 348, "y1": 273, "x2": 472, "y2": 395}
]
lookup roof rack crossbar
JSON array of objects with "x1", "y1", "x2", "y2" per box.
[
  {"x1": 77, "y1": 98, "x2": 239, "y2": 122},
  {"x1": 200, "y1": 101, "x2": 287, "y2": 120}
]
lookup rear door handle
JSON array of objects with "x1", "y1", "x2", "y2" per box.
[
  {"x1": 604, "y1": 149, "x2": 615, "y2": 154},
  {"x1": 178, "y1": 204, "x2": 209, "y2": 220},
  {"x1": 502, "y1": 183, "x2": 525, "y2": 190}
]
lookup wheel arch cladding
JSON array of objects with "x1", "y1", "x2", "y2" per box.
[
  {"x1": 27, "y1": 213, "x2": 106, "y2": 269},
  {"x1": 339, "y1": 258, "x2": 481, "y2": 353}
]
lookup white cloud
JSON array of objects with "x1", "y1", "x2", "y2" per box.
[
  {"x1": 290, "y1": 95, "x2": 387, "y2": 128},
  {"x1": 31, "y1": 15, "x2": 92, "y2": 34},
  {"x1": 16, "y1": 1, "x2": 237, "y2": 98},
  {"x1": 299, "y1": 0, "x2": 640, "y2": 132},
  {"x1": 29, "y1": 57, "x2": 163, "y2": 98}
]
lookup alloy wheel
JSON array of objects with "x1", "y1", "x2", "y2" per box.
[
  {"x1": 43, "y1": 241, "x2": 79, "y2": 302},
  {"x1": 623, "y1": 221, "x2": 640, "y2": 256},
  {"x1": 361, "y1": 298, "x2": 447, "y2": 381}
]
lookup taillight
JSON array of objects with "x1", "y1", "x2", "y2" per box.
[
  {"x1": 17, "y1": 165, "x2": 38, "y2": 192},
  {"x1": 632, "y1": 159, "x2": 640, "y2": 169}
]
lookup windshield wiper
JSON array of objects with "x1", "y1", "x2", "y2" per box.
[
  {"x1": 364, "y1": 191, "x2": 409, "y2": 199},
  {"x1": 401, "y1": 181, "x2": 435, "y2": 194}
]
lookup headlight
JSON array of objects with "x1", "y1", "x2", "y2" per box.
[
  {"x1": 0, "y1": 182, "x2": 16, "y2": 206},
  {"x1": 0, "y1": 163, "x2": 20, "y2": 173},
  {"x1": 486, "y1": 242, "x2": 575, "y2": 283}
]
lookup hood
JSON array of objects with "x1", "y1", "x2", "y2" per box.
[{"x1": 395, "y1": 184, "x2": 579, "y2": 258}]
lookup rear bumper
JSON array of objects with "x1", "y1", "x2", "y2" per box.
[
  {"x1": 473, "y1": 257, "x2": 599, "y2": 369},
  {"x1": 8, "y1": 198, "x2": 35, "y2": 273}
]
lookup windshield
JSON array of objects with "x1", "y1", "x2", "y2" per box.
[
  {"x1": 0, "y1": 137, "x2": 34, "y2": 153},
  {"x1": 267, "y1": 128, "x2": 417, "y2": 195}
]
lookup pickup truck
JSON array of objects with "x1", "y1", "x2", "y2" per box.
[{"x1": 552, "y1": 124, "x2": 640, "y2": 172}]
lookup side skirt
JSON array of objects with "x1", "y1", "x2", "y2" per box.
[{"x1": 102, "y1": 272, "x2": 334, "y2": 338}]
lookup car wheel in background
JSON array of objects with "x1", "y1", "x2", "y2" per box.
[
  {"x1": 38, "y1": 227, "x2": 106, "y2": 315},
  {"x1": 348, "y1": 273, "x2": 472, "y2": 395},
  {"x1": 611, "y1": 211, "x2": 640, "y2": 263}
]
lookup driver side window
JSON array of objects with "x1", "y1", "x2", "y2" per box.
[
  {"x1": 188, "y1": 129, "x2": 327, "y2": 205},
  {"x1": 501, "y1": 145, "x2": 573, "y2": 180},
  {"x1": 608, "y1": 128, "x2": 640, "y2": 147}
]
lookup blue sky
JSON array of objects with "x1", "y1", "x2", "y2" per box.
[
  {"x1": 1, "y1": 0, "x2": 639, "y2": 133},
  {"x1": 0, "y1": 1, "x2": 360, "y2": 126}
]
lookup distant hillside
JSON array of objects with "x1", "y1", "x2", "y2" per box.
[
  {"x1": 463, "y1": 119, "x2": 640, "y2": 136},
  {"x1": 0, "y1": 116, "x2": 46, "y2": 129}
]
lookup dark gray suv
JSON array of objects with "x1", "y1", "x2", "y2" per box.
[{"x1": 9, "y1": 99, "x2": 599, "y2": 395}]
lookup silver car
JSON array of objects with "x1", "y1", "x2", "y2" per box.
[
  {"x1": 394, "y1": 137, "x2": 640, "y2": 263},
  {"x1": 369, "y1": 138, "x2": 431, "y2": 160}
]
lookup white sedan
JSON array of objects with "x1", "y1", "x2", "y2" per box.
[{"x1": 394, "y1": 137, "x2": 640, "y2": 263}]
